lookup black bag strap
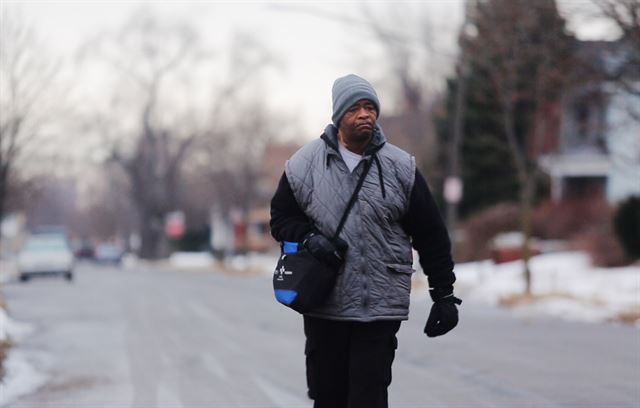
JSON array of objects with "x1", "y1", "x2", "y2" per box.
[{"x1": 332, "y1": 157, "x2": 373, "y2": 240}]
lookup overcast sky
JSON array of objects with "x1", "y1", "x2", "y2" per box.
[{"x1": 3, "y1": 1, "x2": 617, "y2": 140}]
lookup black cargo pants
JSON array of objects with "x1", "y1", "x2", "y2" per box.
[{"x1": 303, "y1": 315, "x2": 401, "y2": 408}]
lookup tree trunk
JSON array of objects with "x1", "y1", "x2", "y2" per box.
[
  {"x1": 520, "y1": 173, "x2": 536, "y2": 294},
  {"x1": 138, "y1": 209, "x2": 163, "y2": 259},
  {"x1": 501, "y1": 100, "x2": 535, "y2": 295},
  {"x1": 0, "y1": 179, "x2": 6, "y2": 220},
  {"x1": 0, "y1": 165, "x2": 9, "y2": 245}
]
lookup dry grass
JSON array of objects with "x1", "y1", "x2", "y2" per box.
[
  {"x1": 499, "y1": 293, "x2": 640, "y2": 326},
  {"x1": 216, "y1": 260, "x2": 270, "y2": 277},
  {"x1": 0, "y1": 294, "x2": 9, "y2": 382},
  {"x1": 611, "y1": 309, "x2": 640, "y2": 325},
  {"x1": 498, "y1": 292, "x2": 577, "y2": 307},
  {"x1": 40, "y1": 376, "x2": 99, "y2": 393},
  {"x1": 0, "y1": 339, "x2": 12, "y2": 382}
]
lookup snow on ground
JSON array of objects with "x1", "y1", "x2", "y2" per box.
[
  {"x1": 0, "y1": 309, "x2": 45, "y2": 408},
  {"x1": 0, "y1": 259, "x2": 17, "y2": 284},
  {"x1": 453, "y1": 251, "x2": 640, "y2": 324},
  {"x1": 0, "y1": 350, "x2": 48, "y2": 407},
  {"x1": 0, "y1": 309, "x2": 34, "y2": 343},
  {"x1": 228, "y1": 251, "x2": 281, "y2": 275},
  {"x1": 239, "y1": 249, "x2": 639, "y2": 325},
  {"x1": 168, "y1": 251, "x2": 214, "y2": 269}
]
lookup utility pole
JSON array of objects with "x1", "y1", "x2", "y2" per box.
[{"x1": 445, "y1": 0, "x2": 471, "y2": 241}]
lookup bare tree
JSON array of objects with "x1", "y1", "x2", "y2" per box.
[
  {"x1": 205, "y1": 101, "x2": 276, "y2": 213},
  {"x1": 592, "y1": 0, "x2": 640, "y2": 96},
  {"x1": 80, "y1": 11, "x2": 279, "y2": 258},
  {"x1": 0, "y1": 9, "x2": 59, "y2": 233},
  {"x1": 465, "y1": 0, "x2": 576, "y2": 293},
  {"x1": 80, "y1": 10, "x2": 206, "y2": 258},
  {"x1": 358, "y1": 3, "x2": 462, "y2": 198},
  {"x1": 361, "y1": 4, "x2": 455, "y2": 112},
  {"x1": 195, "y1": 33, "x2": 279, "y2": 220}
]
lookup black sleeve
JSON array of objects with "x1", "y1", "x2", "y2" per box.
[
  {"x1": 401, "y1": 169, "x2": 456, "y2": 289},
  {"x1": 270, "y1": 172, "x2": 316, "y2": 243}
]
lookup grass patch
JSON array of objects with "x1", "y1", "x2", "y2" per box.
[
  {"x1": 611, "y1": 309, "x2": 640, "y2": 325},
  {"x1": 218, "y1": 260, "x2": 268, "y2": 276},
  {"x1": 498, "y1": 292, "x2": 578, "y2": 307},
  {"x1": 0, "y1": 338, "x2": 12, "y2": 382}
]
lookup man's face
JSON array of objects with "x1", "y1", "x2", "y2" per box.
[{"x1": 338, "y1": 99, "x2": 377, "y2": 144}]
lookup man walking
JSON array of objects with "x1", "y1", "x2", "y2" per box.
[{"x1": 270, "y1": 74, "x2": 461, "y2": 408}]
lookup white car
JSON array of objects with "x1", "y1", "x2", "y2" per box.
[{"x1": 17, "y1": 234, "x2": 75, "y2": 282}]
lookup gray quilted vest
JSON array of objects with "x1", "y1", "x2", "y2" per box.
[{"x1": 285, "y1": 124, "x2": 416, "y2": 322}]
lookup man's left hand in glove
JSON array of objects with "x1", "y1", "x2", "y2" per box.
[{"x1": 424, "y1": 286, "x2": 462, "y2": 338}]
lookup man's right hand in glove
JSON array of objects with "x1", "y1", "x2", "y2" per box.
[{"x1": 302, "y1": 232, "x2": 348, "y2": 268}]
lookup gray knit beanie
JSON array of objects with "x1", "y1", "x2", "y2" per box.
[{"x1": 331, "y1": 74, "x2": 380, "y2": 127}]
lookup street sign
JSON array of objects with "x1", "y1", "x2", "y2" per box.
[
  {"x1": 444, "y1": 176, "x2": 463, "y2": 204},
  {"x1": 165, "y1": 211, "x2": 185, "y2": 238}
]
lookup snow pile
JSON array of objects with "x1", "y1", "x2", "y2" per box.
[
  {"x1": 0, "y1": 309, "x2": 9, "y2": 342},
  {"x1": 169, "y1": 251, "x2": 214, "y2": 269},
  {"x1": 0, "y1": 351, "x2": 47, "y2": 407},
  {"x1": 454, "y1": 251, "x2": 640, "y2": 324},
  {"x1": 0, "y1": 259, "x2": 17, "y2": 283},
  {"x1": 0, "y1": 309, "x2": 33, "y2": 343},
  {"x1": 0, "y1": 309, "x2": 44, "y2": 408},
  {"x1": 227, "y1": 251, "x2": 280, "y2": 275},
  {"x1": 121, "y1": 253, "x2": 139, "y2": 269}
]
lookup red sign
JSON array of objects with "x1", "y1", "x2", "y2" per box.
[{"x1": 165, "y1": 211, "x2": 185, "y2": 238}]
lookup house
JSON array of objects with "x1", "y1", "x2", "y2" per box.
[
  {"x1": 538, "y1": 40, "x2": 640, "y2": 203},
  {"x1": 245, "y1": 142, "x2": 300, "y2": 252}
]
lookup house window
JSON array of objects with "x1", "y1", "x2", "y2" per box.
[{"x1": 569, "y1": 91, "x2": 606, "y2": 152}]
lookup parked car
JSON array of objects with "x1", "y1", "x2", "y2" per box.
[
  {"x1": 74, "y1": 241, "x2": 96, "y2": 260},
  {"x1": 94, "y1": 244, "x2": 124, "y2": 265},
  {"x1": 31, "y1": 225, "x2": 69, "y2": 236},
  {"x1": 17, "y1": 233, "x2": 75, "y2": 282}
]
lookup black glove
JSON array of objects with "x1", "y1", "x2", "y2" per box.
[
  {"x1": 302, "y1": 232, "x2": 348, "y2": 268},
  {"x1": 424, "y1": 287, "x2": 462, "y2": 338}
]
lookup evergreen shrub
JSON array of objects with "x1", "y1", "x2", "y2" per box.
[{"x1": 613, "y1": 196, "x2": 640, "y2": 260}]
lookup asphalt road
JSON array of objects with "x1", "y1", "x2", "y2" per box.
[{"x1": 2, "y1": 262, "x2": 639, "y2": 408}]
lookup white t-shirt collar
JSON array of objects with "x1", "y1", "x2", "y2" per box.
[{"x1": 338, "y1": 143, "x2": 363, "y2": 173}]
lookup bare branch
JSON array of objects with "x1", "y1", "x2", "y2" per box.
[{"x1": 0, "y1": 7, "x2": 61, "y2": 224}]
